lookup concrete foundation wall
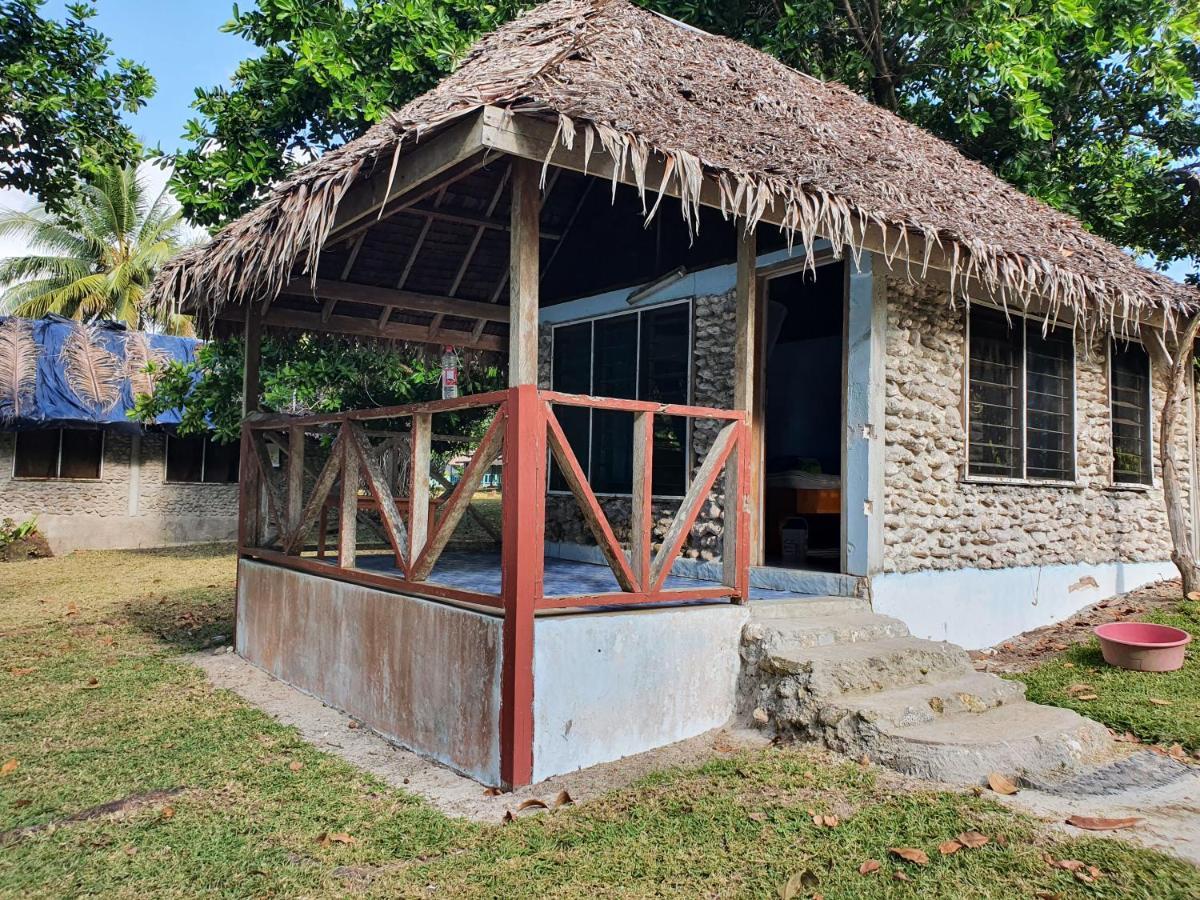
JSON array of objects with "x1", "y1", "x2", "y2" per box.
[
  {"x1": 0, "y1": 430, "x2": 238, "y2": 553},
  {"x1": 871, "y1": 559, "x2": 1177, "y2": 649},
  {"x1": 236, "y1": 561, "x2": 503, "y2": 784},
  {"x1": 531, "y1": 604, "x2": 747, "y2": 782}
]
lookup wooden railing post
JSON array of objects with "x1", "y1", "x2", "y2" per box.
[
  {"x1": 631, "y1": 411, "x2": 654, "y2": 591},
  {"x1": 409, "y1": 412, "x2": 432, "y2": 562},
  {"x1": 338, "y1": 423, "x2": 359, "y2": 569},
  {"x1": 238, "y1": 424, "x2": 261, "y2": 550},
  {"x1": 722, "y1": 419, "x2": 751, "y2": 602},
  {"x1": 286, "y1": 424, "x2": 305, "y2": 537},
  {"x1": 499, "y1": 384, "x2": 545, "y2": 789}
]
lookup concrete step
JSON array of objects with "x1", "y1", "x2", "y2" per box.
[
  {"x1": 761, "y1": 636, "x2": 974, "y2": 696},
  {"x1": 870, "y1": 701, "x2": 1114, "y2": 784},
  {"x1": 829, "y1": 672, "x2": 1027, "y2": 731},
  {"x1": 746, "y1": 596, "x2": 871, "y2": 618},
  {"x1": 749, "y1": 610, "x2": 910, "y2": 651}
]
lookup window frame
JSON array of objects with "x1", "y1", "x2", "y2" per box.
[
  {"x1": 165, "y1": 433, "x2": 239, "y2": 485},
  {"x1": 548, "y1": 298, "x2": 694, "y2": 499},
  {"x1": 963, "y1": 303, "x2": 1079, "y2": 485},
  {"x1": 11, "y1": 428, "x2": 105, "y2": 482},
  {"x1": 1107, "y1": 337, "x2": 1154, "y2": 488}
]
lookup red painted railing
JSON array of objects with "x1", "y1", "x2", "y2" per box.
[{"x1": 236, "y1": 385, "x2": 750, "y2": 786}]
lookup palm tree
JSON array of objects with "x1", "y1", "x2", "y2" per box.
[{"x1": 0, "y1": 163, "x2": 193, "y2": 335}]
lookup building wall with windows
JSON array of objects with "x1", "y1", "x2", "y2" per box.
[
  {"x1": 0, "y1": 429, "x2": 239, "y2": 554},
  {"x1": 880, "y1": 271, "x2": 1187, "y2": 576}
]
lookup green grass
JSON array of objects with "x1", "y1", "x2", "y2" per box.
[
  {"x1": 0, "y1": 547, "x2": 1196, "y2": 898},
  {"x1": 1013, "y1": 601, "x2": 1200, "y2": 751}
]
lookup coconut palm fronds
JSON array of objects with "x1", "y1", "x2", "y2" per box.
[
  {"x1": 0, "y1": 319, "x2": 39, "y2": 422},
  {"x1": 61, "y1": 324, "x2": 122, "y2": 414},
  {"x1": 0, "y1": 162, "x2": 192, "y2": 335},
  {"x1": 123, "y1": 332, "x2": 171, "y2": 399}
]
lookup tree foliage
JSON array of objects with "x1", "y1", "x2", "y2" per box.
[
  {"x1": 172, "y1": 0, "x2": 528, "y2": 228},
  {"x1": 173, "y1": 0, "x2": 1198, "y2": 265},
  {"x1": 0, "y1": 0, "x2": 154, "y2": 210},
  {"x1": 0, "y1": 163, "x2": 193, "y2": 334},
  {"x1": 131, "y1": 334, "x2": 503, "y2": 443},
  {"x1": 644, "y1": 0, "x2": 1200, "y2": 263}
]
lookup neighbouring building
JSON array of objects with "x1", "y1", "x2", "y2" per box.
[
  {"x1": 147, "y1": 0, "x2": 1199, "y2": 789},
  {"x1": 0, "y1": 315, "x2": 238, "y2": 553}
]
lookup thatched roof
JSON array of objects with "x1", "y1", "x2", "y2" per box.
[{"x1": 151, "y1": 0, "x2": 1197, "y2": 333}]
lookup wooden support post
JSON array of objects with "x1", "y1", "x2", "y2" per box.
[
  {"x1": 242, "y1": 304, "x2": 262, "y2": 416},
  {"x1": 338, "y1": 430, "x2": 359, "y2": 569},
  {"x1": 238, "y1": 426, "x2": 261, "y2": 549},
  {"x1": 508, "y1": 158, "x2": 540, "y2": 387},
  {"x1": 409, "y1": 412, "x2": 432, "y2": 562},
  {"x1": 286, "y1": 425, "x2": 305, "y2": 537},
  {"x1": 725, "y1": 224, "x2": 757, "y2": 589},
  {"x1": 630, "y1": 411, "x2": 654, "y2": 591},
  {"x1": 499, "y1": 384, "x2": 545, "y2": 789}
]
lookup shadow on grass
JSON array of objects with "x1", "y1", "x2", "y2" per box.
[{"x1": 119, "y1": 543, "x2": 238, "y2": 653}]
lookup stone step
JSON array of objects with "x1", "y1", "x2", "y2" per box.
[
  {"x1": 746, "y1": 596, "x2": 872, "y2": 618},
  {"x1": 828, "y1": 672, "x2": 1027, "y2": 732},
  {"x1": 749, "y1": 611, "x2": 910, "y2": 650},
  {"x1": 762, "y1": 636, "x2": 974, "y2": 696},
  {"x1": 870, "y1": 701, "x2": 1114, "y2": 784}
]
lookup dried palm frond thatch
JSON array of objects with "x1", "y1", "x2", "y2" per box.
[
  {"x1": 61, "y1": 324, "x2": 122, "y2": 414},
  {"x1": 147, "y1": 0, "x2": 1197, "y2": 336},
  {"x1": 123, "y1": 332, "x2": 171, "y2": 400},
  {"x1": 0, "y1": 319, "x2": 39, "y2": 422}
]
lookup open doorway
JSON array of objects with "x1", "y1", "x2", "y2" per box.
[{"x1": 760, "y1": 260, "x2": 846, "y2": 571}]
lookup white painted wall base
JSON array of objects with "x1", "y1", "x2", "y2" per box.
[
  {"x1": 532, "y1": 604, "x2": 748, "y2": 782},
  {"x1": 871, "y1": 560, "x2": 1178, "y2": 649}
]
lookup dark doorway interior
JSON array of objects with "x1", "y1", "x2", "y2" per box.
[{"x1": 762, "y1": 262, "x2": 845, "y2": 571}]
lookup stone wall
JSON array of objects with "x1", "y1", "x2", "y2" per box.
[
  {"x1": 0, "y1": 429, "x2": 239, "y2": 553},
  {"x1": 541, "y1": 290, "x2": 737, "y2": 561},
  {"x1": 882, "y1": 274, "x2": 1186, "y2": 574}
]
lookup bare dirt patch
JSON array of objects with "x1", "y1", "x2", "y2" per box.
[{"x1": 971, "y1": 580, "x2": 1186, "y2": 675}]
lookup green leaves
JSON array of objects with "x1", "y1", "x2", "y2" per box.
[{"x1": 0, "y1": 0, "x2": 155, "y2": 210}]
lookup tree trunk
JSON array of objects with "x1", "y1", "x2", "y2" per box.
[{"x1": 1147, "y1": 313, "x2": 1200, "y2": 597}]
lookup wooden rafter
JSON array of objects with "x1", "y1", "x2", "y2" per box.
[{"x1": 282, "y1": 279, "x2": 509, "y2": 323}]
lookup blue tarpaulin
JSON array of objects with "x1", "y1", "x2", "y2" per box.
[{"x1": 0, "y1": 315, "x2": 200, "y2": 430}]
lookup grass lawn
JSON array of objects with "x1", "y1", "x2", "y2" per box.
[
  {"x1": 1013, "y1": 598, "x2": 1200, "y2": 752},
  {"x1": 1, "y1": 546, "x2": 1196, "y2": 898}
]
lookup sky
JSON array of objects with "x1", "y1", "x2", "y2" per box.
[{"x1": 0, "y1": 1, "x2": 1195, "y2": 282}]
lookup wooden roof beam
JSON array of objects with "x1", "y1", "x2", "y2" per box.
[
  {"x1": 281, "y1": 278, "x2": 510, "y2": 323},
  {"x1": 218, "y1": 304, "x2": 504, "y2": 352}
]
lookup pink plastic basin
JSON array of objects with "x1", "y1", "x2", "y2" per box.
[{"x1": 1094, "y1": 622, "x2": 1192, "y2": 672}]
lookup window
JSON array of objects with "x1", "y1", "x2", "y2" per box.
[
  {"x1": 166, "y1": 435, "x2": 240, "y2": 484},
  {"x1": 551, "y1": 302, "x2": 691, "y2": 496},
  {"x1": 967, "y1": 306, "x2": 1075, "y2": 481},
  {"x1": 13, "y1": 429, "x2": 103, "y2": 480},
  {"x1": 1110, "y1": 341, "x2": 1152, "y2": 485}
]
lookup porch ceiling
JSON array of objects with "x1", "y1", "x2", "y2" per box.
[{"x1": 212, "y1": 144, "x2": 739, "y2": 351}]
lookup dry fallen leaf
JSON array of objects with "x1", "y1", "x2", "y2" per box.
[
  {"x1": 516, "y1": 798, "x2": 548, "y2": 812},
  {"x1": 1, "y1": 759, "x2": 19, "y2": 775},
  {"x1": 316, "y1": 832, "x2": 356, "y2": 847},
  {"x1": 553, "y1": 789, "x2": 574, "y2": 808},
  {"x1": 161, "y1": 806, "x2": 175, "y2": 820},
  {"x1": 1074, "y1": 693, "x2": 1098, "y2": 701},
  {"x1": 777, "y1": 869, "x2": 818, "y2": 899},
  {"x1": 1065, "y1": 815, "x2": 1141, "y2": 831},
  {"x1": 1186, "y1": 591, "x2": 1200, "y2": 601},
  {"x1": 893, "y1": 870, "x2": 910, "y2": 882},
  {"x1": 889, "y1": 847, "x2": 930, "y2": 866},
  {"x1": 858, "y1": 860, "x2": 881, "y2": 876},
  {"x1": 83, "y1": 677, "x2": 100, "y2": 689},
  {"x1": 1065, "y1": 683, "x2": 1095, "y2": 696},
  {"x1": 938, "y1": 839, "x2": 962, "y2": 855},
  {"x1": 1147, "y1": 698, "x2": 1171, "y2": 706},
  {"x1": 956, "y1": 831, "x2": 989, "y2": 849},
  {"x1": 483, "y1": 787, "x2": 502, "y2": 797},
  {"x1": 987, "y1": 772, "x2": 1019, "y2": 795},
  {"x1": 9, "y1": 667, "x2": 35, "y2": 677},
  {"x1": 288, "y1": 761, "x2": 304, "y2": 772},
  {"x1": 1167, "y1": 744, "x2": 1188, "y2": 762}
]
